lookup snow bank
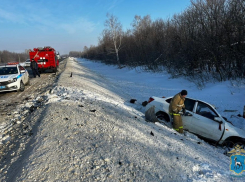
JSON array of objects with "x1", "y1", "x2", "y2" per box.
[
  {"x1": 78, "y1": 58, "x2": 245, "y2": 131},
  {"x1": 1, "y1": 58, "x2": 245, "y2": 181}
]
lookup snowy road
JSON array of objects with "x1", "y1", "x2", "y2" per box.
[
  {"x1": 0, "y1": 58, "x2": 244, "y2": 181},
  {"x1": 0, "y1": 66, "x2": 60, "y2": 126}
]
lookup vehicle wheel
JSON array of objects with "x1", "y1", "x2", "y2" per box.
[
  {"x1": 222, "y1": 140, "x2": 235, "y2": 156},
  {"x1": 53, "y1": 67, "x2": 57, "y2": 73},
  {"x1": 155, "y1": 111, "x2": 172, "y2": 128},
  {"x1": 234, "y1": 141, "x2": 245, "y2": 150},
  {"x1": 156, "y1": 111, "x2": 170, "y2": 122},
  {"x1": 19, "y1": 81, "x2": 25, "y2": 92}
]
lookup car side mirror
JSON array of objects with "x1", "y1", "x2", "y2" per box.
[
  {"x1": 20, "y1": 70, "x2": 25, "y2": 73},
  {"x1": 214, "y1": 117, "x2": 223, "y2": 124}
]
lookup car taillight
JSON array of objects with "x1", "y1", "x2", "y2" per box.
[{"x1": 148, "y1": 97, "x2": 154, "y2": 103}]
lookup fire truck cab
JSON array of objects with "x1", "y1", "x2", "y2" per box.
[{"x1": 29, "y1": 46, "x2": 59, "y2": 73}]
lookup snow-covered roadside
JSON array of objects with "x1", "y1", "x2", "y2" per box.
[
  {"x1": 78, "y1": 58, "x2": 245, "y2": 131},
  {"x1": 1, "y1": 58, "x2": 244, "y2": 181},
  {"x1": 0, "y1": 62, "x2": 66, "y2": 146},
  {"x1": 0, "y1": 95, "x2": 47, "y2": 145}
]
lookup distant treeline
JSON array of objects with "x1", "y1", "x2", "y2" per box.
[
  {"x1": 81, "y1": 0, "x2": 245, "y2": 82},
  {"x1": 0, "y1": 50, "x2": 29, "y2": 64},
  {"x1": 69, "y1": 51, "x2": 82, "y2": 58}
]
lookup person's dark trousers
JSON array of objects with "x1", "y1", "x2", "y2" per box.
[{"x1": 32, "y1": 69, "x2": 40, "y2": 78}]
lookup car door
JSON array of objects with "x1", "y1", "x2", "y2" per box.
[
  {"x1": 190, "y1": 101, "x2": 223, "y2": 141},
  {"x1": 19, "y1": 66, "x2": 27, "y2": 83},
  {"x1": 182, "y1": 98, "x2": 196, "y2": 131}
]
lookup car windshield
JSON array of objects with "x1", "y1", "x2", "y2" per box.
[{"x1": 0, "y1": 67, "x2": 18, "y2": 75}]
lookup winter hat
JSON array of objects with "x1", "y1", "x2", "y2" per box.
[{"x1": 181, "y1": 90, "x2": 187, "y2": 96}]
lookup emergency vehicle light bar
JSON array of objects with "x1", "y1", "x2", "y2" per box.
[{"x1": 7, "y1": 62, "x2": 19, "y2": 65}]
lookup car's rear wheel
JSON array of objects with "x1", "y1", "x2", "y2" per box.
[
  {"x1": 155, "y1": 111, "x2": 172, "y2": 128},
  {"x1": 156, "y1": 111, "x2": 170, "y2": 122},
  {"x1": 53, "y1": 67, "x2": 57, "y2": 73},
  {"x1": 222, "y1": 138, "x2": 245, "y2": 156},
  {"x1": 222, "y1": 140, "x2": 234, "y2": 156},
  {"x1": 19, "y1": 81, "x2": 25, "y2": 92},
  {"x1": 234, "y1": 141, "x2": 245, "y2": 150}
]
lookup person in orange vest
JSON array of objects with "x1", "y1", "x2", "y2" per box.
[
  {"x1": 30, "y1": 59, "x2": 40, "y2": 78},
  {"x1": 168, "y1": 90, "x2": 187, "y2": 133}
]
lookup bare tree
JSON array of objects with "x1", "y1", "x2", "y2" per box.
[
  {"x1": 82, "y1": 0, "x2": 245, "y2": 81},
  {"x1": 83, "y1": 46, "x2": 89, "y2": 58},
  {"x1": 104, "y1": 13, "x2": 123, "y2": 68},
  {"x1": 69, "y1": 51, "x2": 82, "y2": 57},
  {"x1": 0, "y1": 50, "x2": 28, "y2": 63}
]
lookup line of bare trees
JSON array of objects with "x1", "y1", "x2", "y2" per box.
[
  {"x1": 0, "y1": 50, "x2": 29, "y2": 64},
  {"x1": 69, "y1": 51, "x2": 82, "y2": 58},
  {"x1": 81, "y1": 0, "x2": 245, "y2": 82}
]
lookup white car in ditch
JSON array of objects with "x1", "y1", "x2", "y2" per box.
[
  {"x1": 145, "y1": 96, "x2": 245, "y2": 146},
  {"x1": 0, "y1": 63, "x2": 30, "y2": 92}
]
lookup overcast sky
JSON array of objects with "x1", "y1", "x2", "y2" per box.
[{"x1": 0, "y1": 0, "x2": 191, "y2": 55}]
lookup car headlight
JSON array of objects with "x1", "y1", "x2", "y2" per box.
[{"x1": 8, "y1": 78, "x2": 17, "y2": 83}]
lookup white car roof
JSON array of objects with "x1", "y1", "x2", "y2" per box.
[
  {"x1": 0, "y1": 65, "x2": 19, "y2": 67},
  {"x1": 164, "y1": 96, "x2": 216, "y2": 108},
  {"x1": 0, "y1": 64, "x2": 19, "y2": 67}
]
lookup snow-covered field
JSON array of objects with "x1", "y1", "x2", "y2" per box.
[{"x1": 0, "y1": 58, "x2": 245, "y2": 181}]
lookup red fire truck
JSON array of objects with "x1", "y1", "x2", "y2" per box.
[{"x1": 29, "y1": 46, "x2": 59, "y2": 73}]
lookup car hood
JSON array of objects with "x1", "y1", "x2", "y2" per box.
[
  {"x1": 0, "y1": 74, "x2": 18, "y2": 81},
  {"x1": 225, "y1": 121, "x2": 245, "y2": 138}
]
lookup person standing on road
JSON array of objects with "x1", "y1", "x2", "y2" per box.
[
  {"x1": 169, "y1": 90, "x2": 187, "y2": 134},
  {"x1": 30, "y1": 59, "x2": 40, "y2": 78}
]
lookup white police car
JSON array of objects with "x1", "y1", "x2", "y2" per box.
[{"x1": 0, "y1": 63, "x2": 30, "y2": 92}]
